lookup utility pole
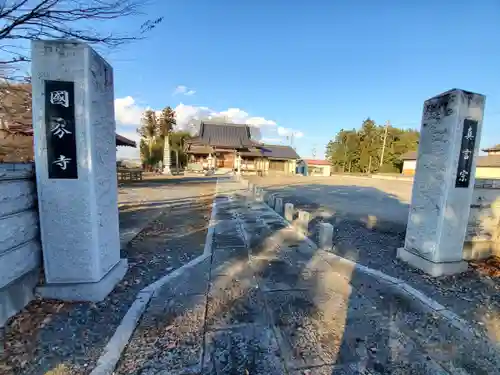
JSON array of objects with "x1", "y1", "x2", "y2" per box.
[{"x1": 380, "y1": 120, "x2": 390, "y2": 167}]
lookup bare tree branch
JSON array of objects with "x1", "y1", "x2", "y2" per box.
[{"x1": 0, "y1": 0, "x2": 163, "y2": 80}]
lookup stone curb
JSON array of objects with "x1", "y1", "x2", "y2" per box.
[
  {"x1": 252, "y1": 186, "x2": 481, "y2": 341},
  {"x1": 89, "y1": 180, "x2": 220, "y2": 375}
]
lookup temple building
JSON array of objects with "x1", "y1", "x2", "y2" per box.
[{"x1": 184, "y1": 122, "x2": 300, "y2": 175}]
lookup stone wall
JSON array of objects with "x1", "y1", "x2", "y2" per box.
[
  {"x1": 464, "y1": 178, "x2": 500, "y2": 260},
  {"x1": 0, "y1": 163, "x2": 41, "y2": 327}
]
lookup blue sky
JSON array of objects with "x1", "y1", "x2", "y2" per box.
[{"x1": 111, "y1": 0, "x2": 500, "y2": 159}]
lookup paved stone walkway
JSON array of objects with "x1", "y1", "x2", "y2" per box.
[{"x1": 117, "y1": 180, "x2": 500, "y2": 375}]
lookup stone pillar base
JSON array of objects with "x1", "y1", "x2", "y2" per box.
[
  {"x1": 36, "y1": 258, "x2": 128, "y2": 302},
  {"x1": 397, "y1": 248, "x2": 467, "y2": 277}
]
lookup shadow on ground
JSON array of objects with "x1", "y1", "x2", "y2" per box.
[
  {"x1": 253, "y1": 183, "x2": 500, "y2": 344},
  {"x1": 115, "y1": 186, "x2": 500, "y2": 374},
  {"x1": 1, "y1": 181, "x2": 216, "y2": 375}
]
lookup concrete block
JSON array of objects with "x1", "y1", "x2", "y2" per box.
[
  {"x1": 0, "y1": 240, "x2": 41, "y2": 289},
  {"x1": 252, "y1": 184, "x2": 259, "y2": 198},
  {"x1": 248, "y1": 182, "x2": 253, "y2": 192},
  {"x1": 284, "y1": 203, "x2": 294, "y2": 221},
  {"x1": 274, "y1": 198, "x2": 283, "y2": 215},
  {"x1": 268, "y1": 194, "x2": 276, "y2": 208},
  {"x1": 297, "y1": 210, "x2": 310, "y2": 234},
  {"x1": 0, "y1": 179, "x2": 36, "y2": 217},
  {"x1": 397, "y1": 247, "x2": 468, "y2": 277},
  {"x1": 0, "y1": 210, "x2": 39, "y2": 254},
  {"x1": 37, "y1": 258, "x2": 128, "y2": 302},
  {"x1": 0, "y1": 268, "x2": 39, "y2": 327},
  {"x1": 255, "y1": 187, "x2": 264, "y2": 202},
  {"x1": 318, "y1": 222, "x2": 334, "y2": 250},
  {"x1": 0, "y1": 163, "x2": 34, "y2": 181}
]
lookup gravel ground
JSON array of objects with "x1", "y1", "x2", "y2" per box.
[
  {"x1": 256, "y1": 186, "x2": 500, "y2": 345},
  {"x1": 113, "y1": 182, "x2": 500, "y2": 374},
  {"x1": 0, "y1": 181, "x2": 215, "y2": 375}
]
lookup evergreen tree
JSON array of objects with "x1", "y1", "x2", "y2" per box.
[
  {"x1": 158, "y1": 106, "x2": 176, "y2": 174},
  {"x1": 325, "y1": 119, "x2": 419, "y2": 173},
  {"x1": 137, "y1": 109, "x2": 157, "y2": 169}
]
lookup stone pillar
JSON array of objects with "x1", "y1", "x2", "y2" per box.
[
  {"x1": 236, "y1": 154, "x2": 242, "y2": 175},
  {"x1": 268, "y1": 194, "x2": 276, "y2": 208},
  {"x1": 318, "y1": 222, "x2": 334, "y2": 250},
  {"x1": 207, "y1": 154, "x2": 213, "y2": 170},
  {"x1": 31, "y1": 40, "x2": 127, "y2": 301},
  {"x1": 397, "y1": 89, "x2": 486, "y2": 277},
  {"x1": 253, "y1": 184, "x2": 259, "y2": 198},
  {"x1": 256, "y1": 187, "x2": 264, "y2": 202},
  {"x1": 297, "y1": 210, "x2": 310, "y2": 234},
  {"x1": 275, "y1": 198, "x2": 283, "y2": 215},
  {"x1": 284, "y1": 203, "x2": 294, "y2": 222}
]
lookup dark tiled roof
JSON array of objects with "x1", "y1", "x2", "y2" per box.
[
  {"x1": 482, "y1": 144, "x2": 500, "y2": 152},
  {"x1": 239, "y1": 148, "x2": 263, "y2": 157},
  {"x1": 189, "y1": 122, "x2": 257, "y2": 148},
  {"x1": 239, "y1": 144, "x2": 300, "y2": 159},
  {"x1": 116, "y1": 134, "x2": 136, "y2": 147},
  {"x1": 259, "y1": 144, "x2": 300, "y2": 160},
  {"x1": 401, "y1": 151, "x2": 418, "y2": 160}
]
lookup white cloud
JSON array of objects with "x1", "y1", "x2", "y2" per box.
[
  {"x1": 173, "y1": 85, "x2": 196, "y2": 96},
  {"x1": 113, "y1": 96, "x2": 299, "y2": 157},
  {"x1": 277, "y1": 126, "x2": 304, "y2": 139},
  {"x1": 172, "y1": 103, "x2": 277, "y2": 135},
  {"x1": 114, "y1": 96, "x2": 144, "y2": 125}
]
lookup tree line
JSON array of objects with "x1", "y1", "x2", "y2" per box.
[
  {"x1": 325, "y1": 118, "x2": 419, "y2": 174},
  {"x1": 137, "y1": 107, "x2": 192, "y2": 172}
]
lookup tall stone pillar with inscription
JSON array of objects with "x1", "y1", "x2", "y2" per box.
[
  {"x1": 397, "y1": 89, "x2": 485, "y2": 277},
  {"x1": 31, "y1": 40, "x2": 127, "y2": 301}
]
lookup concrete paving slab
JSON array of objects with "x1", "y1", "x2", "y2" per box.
[
  {"x1": 112, "y1": 180, "x2": 500, "y2": 375},
  {"x1": 207, "y1": 276, "x2": 267, "y2": 329},
  {"x1": 203, "y1": 324, "x2": 285, "y2": 374},
  {"x1": 133, "y1": 293, "x2": 207, "y2": 375},
  {"x1": 264, "y1": 289, "x2": 352, "y2": 368}
]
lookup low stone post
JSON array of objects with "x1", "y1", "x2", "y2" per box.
[
  {"x1": 275, "y1": 198, "x2": 283, "y2": 215},
  {"x1": 252, "y1": 184, "x2": 259, "y2": 198},
  {"x1": 318, "y1": 222, "x2": 334, "y2": 250},
  {"x1": 268, "y1": 194, "x2": 276, "y2": 208},
  {"x1": 248, "y1": 182, "x2": 254, "y2": 192},
  {"x1": 297, "y1": 210, "x2": 310, "y2": 234},
  {"x1": 284, "y1": 203, "x2": 294, "y2": 221},
  {"x1": 256, "y1": 187, "x2": 264, "y2": 202}
]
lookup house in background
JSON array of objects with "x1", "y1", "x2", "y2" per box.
[
  {"x1": 401, "y1": 151, "x2": 418, "y2": 176},
  {"x1": 297, "y1": 159, "x2": 332, "y2": 176},
  {"x1": 401, "y1": 147, "x2": 500, "y2": 178},
  {"x1": 184, "y1": 121, "x2": 300, "y2": 175},
  {"x1": 482, "y1": 144, "x2": 500, "y2": 156}
]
